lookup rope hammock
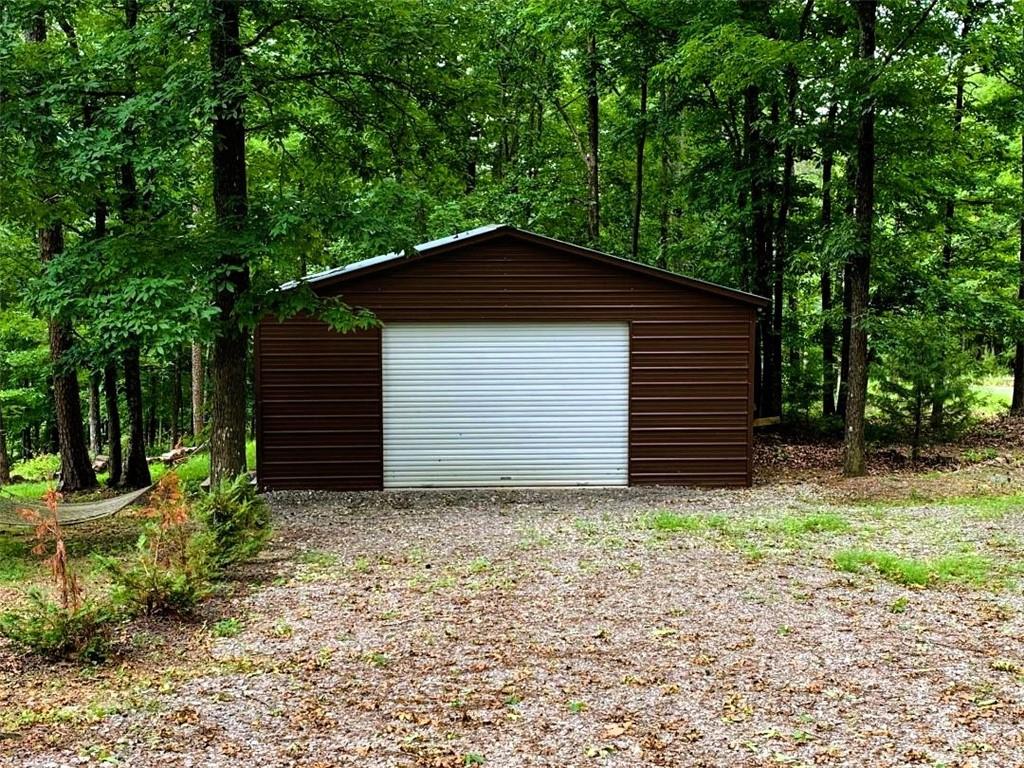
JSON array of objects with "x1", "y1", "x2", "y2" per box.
[{"x1": 0, "y1": 485, "x2": 154, "y2": 529}]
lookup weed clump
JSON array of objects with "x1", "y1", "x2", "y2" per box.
[{"x1": 0, "y1": 490, "x2": 114, "y2": 661}]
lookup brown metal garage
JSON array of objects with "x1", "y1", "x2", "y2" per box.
[{"x1": 255, "y1": 225, "x2": 766, "y2": 490}]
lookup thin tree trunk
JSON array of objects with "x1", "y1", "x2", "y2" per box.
[
  {"x1": 912, "y1": 387, "x2": 923, "y2": 464},
  {"x1": 1013, "y1": 130, "x2": 1024, "y2": 414},
  {"x1": 22, "y1": 425, "x2": 33, "y2": 461},
  {"x1": 821, "y1": 103, "x2": 838, "y2": 417},
  {"x1": 191, "y1": 342, "x2": 205, "y2": 436},
  {"x1": 88, "y1": 372, "x2": 101, "y2": 456},
  {"x1": 584, "y1": 31, "x2": 600, "y2": 244},
  {"x1": 122, "y1": 346, "x2": 151, "y2": 488},
  {"x1": 146, "y1": 369, "x2": 158, "y2": 448},
  {"x1": 209, "y1": 0, "x2": 251, "y2": 484},
  {"x1": 104, "y1": 362, "x2": 122, "y2": 487},
  {"x1": 931, "y1": 13, "x2": 972, "y2": 431},
  {"x1": 631, "y1": 68, "x2": 648, "y2": 261},
  {"x1": 745, "y1": 83, "x2": 778, "y2": 417},
  {"x1": 171, "y1": 355, "x2": 182, "y2": 446},
  {"x1": 0, "y1": 407, "x2": 11, "y2": 486},
  {"x1": 843, "y1": 0, "x2": 877, "y2": 477},
  {"x1": 773, "y1": 0, "x2": 812, "y2": 414}
]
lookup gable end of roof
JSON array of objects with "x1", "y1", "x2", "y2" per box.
[{"x1": 283, "y1": 225, "x2": 768, "y2": 307}]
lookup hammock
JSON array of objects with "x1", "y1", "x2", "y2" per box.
[{"x1": 0, "y1": 485, "x2": 153, "y2": 529}]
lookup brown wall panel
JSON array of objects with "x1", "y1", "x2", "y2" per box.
[{"x1": 256, "y1": 233, "x2": 757, "y2": 490}]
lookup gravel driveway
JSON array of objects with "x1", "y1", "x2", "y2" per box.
[{"x1": 3, "y1": 484, "x2": 1023, "y2": 767}]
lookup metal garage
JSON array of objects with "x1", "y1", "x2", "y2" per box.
[{"x1": 255, "y1": 225, "x2": 767, "y2": 490}]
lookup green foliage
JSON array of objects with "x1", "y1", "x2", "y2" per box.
[
  {"x1": 0, "y1": 589, "x2": 113, "y2": 662},
  {"x1": 97, "y1": 475, "x2": 215, "y2": 616},
  {"x1": 833, "y1": 549, "x2": 995, "y2": 587},
  {"x1": 194, "y1": 475, "x2": 272, "y2": 570},
  {"x1": 211, "y1": 617, "x2": 243, "y2": 638},
  {"x1": 872, "y1": 313, "x2": 978, "y2": 452},
  {"x1": 9, "y1": 454, "x2": 60, "y2": 483},
  {"x1": 98, "y1": 530, "x2": 214, "y2": 617},
  {"x1": 644, "y1": 511, "x2": 728, "y2": 533}
]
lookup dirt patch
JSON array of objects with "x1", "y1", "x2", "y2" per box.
[{"x1": 2, "y1": 483, "x2": 1023, "y2": 767}]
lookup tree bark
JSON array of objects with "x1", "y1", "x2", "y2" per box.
[
  {"x1": 745, "y1": 83, "x2": 778, "y2": 418},
  {"x1": 931, "y1": 13, "x2": 972, "y2": 431},
  {"x1": 171, "y1": 354, "x2": 182, "y2": 446},
  {"x1": 122, "y1": 345, "x2": 151, "y2": 488},
  {"x1": 821, "y1": 102, "x2": 838, "y2": 417},
  {"x1": 27, "y1": 12, "x2": 96, "y2": 493},
  {"x1": 146, "y1": 369, "x2": 158, "y2": 448},
  {"x1": 584, "y1": 31, "x2": 600, "y2": 244},
  {"x1": 631, "y1": 68, "x2": 648, "y2": 261},
  {"x1": 0, "y1": 407, "x2": 11, "y2": 486},
  {"x1": 88, "y1": 372, "x2": 101, "y2": 456},
  {"x1": 209, "y1": 0, "x2": 251, "y2": 485},
  {"x1": 1013, "y1": 131, "x2": 1024, "y2": 413},
  {"x1": 104, "y1": 362, "x2": 122, "y2": 487},
  {"x1": 44, "y1": 227, "x2": 98, "y2": 492},
  {"x1": 191, "y1": 342, "x2": 205, "y2": 436},
  {"x1": 843, "y1": 0, "x2": 877, "y2": 477}
]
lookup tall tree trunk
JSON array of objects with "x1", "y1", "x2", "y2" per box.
[
  {"x1": 931, "y1": 13, "x2": 972, "y2": 431},
  {"x1": 843, "y1": 0, "x2": 877, "y2": 477},
  {"x1": 88, "y1": 372, "x2": 101, "y2": 456},
  {"x1": 191, "y1": 342, "x2": 205, "y2": 436},
  {"x1": 837, "y1": 156, "x2": 856, "y2": 419},
  {"x1": 146, "y1": 369, "x2": 158, "y2": 448},
  {"x1": 745, "y1": 84, "x2": 778, "y2": 417},
  {"x1": 209, "y1": 0, "x2": 251, "y2": 484},
  {"x1": 584, "y1": 31, "x2": 600, "y2": 244},
  {"x1": 1013, "y1": 131, "x2": 1024, "y2": 414},
  {"x1": 821, "y1": 103, "x2": 838, "y2": 417},
  {"x1": 44, "y1": 227, "x2": 98, "y2": 492},
  {"x1": 171, "y1": 354, "x2": 182, "y2": 446},
  {"x1": 122, "y1": 346, "x2": 151, "y2": 488},
  {"x1": 22, "y1": 426, "x2": 33, "y2": 461},
  {"x1": 0, "y1": 407, "x2": 11, "y2": 486},
  {"x1": 631, "y1": 69, "x2": 648, "y2": 260},
  {"x1": 27, "y1": 13, "x2": 97, "y2": 493},
  {"x1": 104, "y1": 362, "x2": 122, "y2": 487}
]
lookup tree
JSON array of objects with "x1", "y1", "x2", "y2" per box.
[
  {"x1": 21, "y1": 11, "x2": 97, "y2": 492},
  {"x1": 208, "y1": 0, "x2": 252, "y2": 485},
  {"x1": 843, "y1": 0, "x2": 877, "y2": 477}
]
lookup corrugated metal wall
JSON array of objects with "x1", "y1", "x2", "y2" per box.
[{"x1": 256, "y1": 232, "x2": 757, "y2": 489}]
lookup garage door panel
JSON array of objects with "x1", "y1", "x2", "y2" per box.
[{"x1": 383, "y1": 323, "x2": 628, "y2": 487}]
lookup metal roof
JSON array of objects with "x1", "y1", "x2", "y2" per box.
[{"x1": 280, "y1": 224, "x2": 767, "y2": 306}]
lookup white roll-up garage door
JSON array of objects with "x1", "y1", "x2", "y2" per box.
[{"x1": 382, "y1": 322, "x2": 629, "y2": 488}]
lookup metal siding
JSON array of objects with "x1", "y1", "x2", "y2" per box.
[
  {"x1": 256, "y1": 233, "x2": 757, "y2": 490},
  {"x1": 382, "y1": 323, "x2": 628, "y2": 487}
]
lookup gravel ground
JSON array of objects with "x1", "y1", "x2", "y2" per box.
[{"x1": 3, "y1": 484, "x2": 1023, "y2": 768}]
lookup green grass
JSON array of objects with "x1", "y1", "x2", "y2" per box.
[
  {"x1": 833, "y1": 548, "x2": 996, "y2": 587},
  {"x1": 3, "y1": 440, "x2": 257, "y2": 500},
  {"x1": 973, "y1": 376, "x2": 1012, "y2": 417},
  {"x1": 771, "y1": 512, "x2": 850, "y2": 536},
  {"x1": 211, "y1": 618, "x2": 243, "y2": 638},
  {"x1": 951, "y1": 494, "x2": 1024, "y2": 520},
  {"x1": 0, "y1": 535, "x2": 33, "y2": 582},
  {"x1": 644, "y1": 511, "x2": 728, "y2": 533}
]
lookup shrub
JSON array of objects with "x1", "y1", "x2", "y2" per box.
[
  {"x1": 98, "y1": 475, "x2": 214, "y2": 616},
  {"x1": 0, "y1": 489, "x2": 114, "y2": 660},
  {"x1": 0, "y1": 589, "x2": 112, "y2": 662},
  {"x1": 195, "y1": 475, "x2": 271, "y2": 570},
  {"x1": 10, "y1": 454, "x2": 61, "y2": 483}
]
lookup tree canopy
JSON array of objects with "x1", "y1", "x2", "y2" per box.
[{"x1": 1, "y1": 0, "x2": 1022, "y2": 486}]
